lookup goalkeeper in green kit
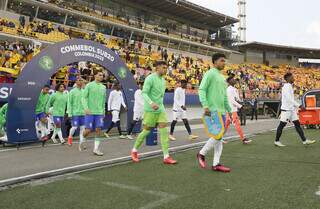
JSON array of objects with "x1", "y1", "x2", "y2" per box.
[
  {"x1": 131, "y1": 61, "x2": 177, "y2": 165},
  {"x1": 82, "y1": 71, "x2": 106, "y2": 156}
]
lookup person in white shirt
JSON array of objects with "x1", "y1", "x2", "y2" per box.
[
  {"x1": 104, "y1": 83, "x2": 127, "y2": 139},
  {"x1": 127, "y1": 82, "x2": 144, "y2": 140},
  {"x1": 169, "y1": 80, "x2": 198, "y2": 141},
  {"x1": 226, "y1": 76, "x2": 251, "y2": 144},
  {"x1": 274, "y1": 72, "x2": 315, "y2": 147}
]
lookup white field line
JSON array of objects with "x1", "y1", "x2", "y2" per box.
[{"x1": 103, "y1": 181, "x2": 178, "y2": 209}]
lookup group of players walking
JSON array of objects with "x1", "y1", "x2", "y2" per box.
[{"x1": 4, "y1": 52, "x2": 314, "y2": 173}]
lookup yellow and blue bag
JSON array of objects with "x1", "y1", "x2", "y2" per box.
[{"x1": 202, "y1": 111, "x2": 226, "y2": 140}]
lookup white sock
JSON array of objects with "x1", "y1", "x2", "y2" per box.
[
  {"x1": 132, "y1": 148, "x2": 137, "y2": 152},
  {"x1": 79, "y1": 126, "x2": 85, "y2": 143},
  {"x1": 94, "y1": 139, "x2": 100, "y2": 151},
  {"x1": 39, "y1": 122, "x2": 47, "y2": 138},
  {"x1": 57, "y1": 128, "x2": 64, "y2": 143},
  {"x1": 51, "y1": 128, "x2": 57, "y2": 139},
  {"x1": 69, "y1": 127, "x2": 77, "y2": 137},
  {"x1": 199, "y1": 138, "x2": 215, "y2": 156},
  {"x1": 213, "y1": 140, "x2": 223, "y2": 166},
  {"x1": 163, "y1": 154, "x2": 169, "y2": 159}
]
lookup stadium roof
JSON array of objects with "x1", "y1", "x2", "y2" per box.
[
  {"x1": 116, "y1": 0, "x2": 239, "y2": 29},
  {"x1": 238, "y1": 41, "x2": 320, "y2": 59}
]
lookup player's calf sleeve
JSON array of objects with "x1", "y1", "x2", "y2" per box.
[
  {"x1": 159, "y1": 127, "x2": 169, "y2": 158},
  {"x1": 133, "y1": 129, "x2": 151, "y2": 150},
  {"x1": 182, "y1": 119, "x2": 192, "y2": 135},
  {"x1": 275, "y1": 121, "x2": 287, "y2": 141},
  {"x1": 170, "y1": 120, "x2": 177, "y2": 135},
  {"x1": 69, "y1": 127, "x2": 77, "y2": 137},
  {"x1": 200, "y1": 138, "x2": 215, "y2": 156},
  {"x1": 293, "y1": 120, "x2": 307, "y2": 141}
]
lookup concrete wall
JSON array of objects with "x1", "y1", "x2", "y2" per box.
[
  {"x1": 245, "y1": 50, "x2": 263, "y2": 64},
  {"x1": 265, "y1": 52, "x2": 299, "y2": 66},
  {"x1": 229, "y1": 53, "x2": 245, "y2": 64}
]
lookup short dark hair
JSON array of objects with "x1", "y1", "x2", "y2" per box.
[
  {"x1": 284, "y1": 72, "x2": 293, "y2": 81},
  {"x1": 94, "y1": 70, "x2": 103, "y2": 76},
  {"x1": 212, "y1": 53, "x2": 226, "y2": 64},
  {"x1": 55, "y1": 83, "x2": 65, "y2": 91},
  {"x1": 43, "y1": 84, "x2": 50, "y2": 89},
  {"x1": 226, "y1": 75, "x2": 235, "y2": 84},
  {"x1": 180, "y1": 80, "x2": 187, "y2": 85},
  {"x1": 154, "y1": 60, "x2": 167, "y2": 67}
]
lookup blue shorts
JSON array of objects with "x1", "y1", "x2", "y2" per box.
[
  {"x1": 36, "y1": 112, "x2": 46, "y2": 121},
  {"x1": 53, "y1": 116, "x2": 64, "y2": 126},
  {"x1": 85, "y1": 115, "x2": 104, "y2": 130},
  {"x1": 71, "y1": 116, "x2": 85, "y2": 127}
]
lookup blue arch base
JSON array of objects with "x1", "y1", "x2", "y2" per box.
[{"x1": 7, "y1": 39, "x2": 138, "y2": 144}]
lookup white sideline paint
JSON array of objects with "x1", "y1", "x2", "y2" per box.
[
  {"x1": 316, "y1": 186, "x2": 320, "y2": 196},
  {"x1": 103, "y1": 181, "x2": 178, "y2": 209},
  {"x1": 0, "y1": 122, "x2": 285, "y2": 187},
  {"x1": 0, "y1": 119, "x2": 275, "y2": 153},
  {"x1": 0, "y1": 134, "x2": 240, "y2": 187}
]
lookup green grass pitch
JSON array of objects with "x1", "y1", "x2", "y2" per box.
[{"x1": 0, "y1": 129, "x2": 319, "y2": 209}]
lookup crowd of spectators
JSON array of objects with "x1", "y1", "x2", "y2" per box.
[
  {"x1": 48, "y1": 0, "x2": 209, "y2": 46},
  {"x1": 1, "y1": 16, "x2": 320, "y2": 99}
]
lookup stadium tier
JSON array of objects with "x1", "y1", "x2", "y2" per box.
[{"x1": 0, "y1": 0, "x2": 320, "y2": 98}]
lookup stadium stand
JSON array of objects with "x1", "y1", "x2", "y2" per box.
[{"x1": 0, "y1": 0, "x2": 319, "y2": 100}]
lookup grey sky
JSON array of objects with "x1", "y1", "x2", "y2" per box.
[{"x1": 188, "y1": 0, "x2": 320, "y2": 48}]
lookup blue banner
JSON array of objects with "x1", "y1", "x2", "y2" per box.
[{"x1": 7, "y1": 39, "x2": 138, "y2": 144}]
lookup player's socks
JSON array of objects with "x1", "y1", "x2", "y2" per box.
[
  {"x1": 199, "y1": 138, "x2": 215, "y2": 156},
  {"x1": 94, "y1": 138, "x2": 100, "y2": 151},
  {"x1": 159, "y1": 127, "x2": 171, "y2": 160},
  {"x1": 213, "y1": 140, "x2": 223, "y2": 166},
  {"x1": 39, "y1": 123, "x2": 47, "y2": 138},
  {"x1": 69, "y1": 127, "x2": 77, "y2": 138},
  {"x1": 79, "y1": 126, "x2": 85, "y2": 143},
  {"x1": 57, "y1": 128, "x2": 65, "y2": 144},
  {"x1": 93, "y1": 138, "x2": 103, "y2": 156},
  {"x1": 68, "y1": 127, "x2": 77, "y2": 146},
  {"x1": 51, "y1": 128, "x2": 58, "y2": 143},
  {"x1": 133, "y1": 129, "x2": 151, "y2": 150}
]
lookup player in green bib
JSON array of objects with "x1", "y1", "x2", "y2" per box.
[
  {"x1": 197, "y1": 53, "x2": 232, "y2": 173},
  {"x1": 67, "y1": 77, "x2": 86, "y2": 149},
  {"x1": 46, "y1": 83, "x2": 68, "y2": 144},
  {"x1": 82, "y1": 71, "x2": 106, "y2": 156},
  {"x1": 131, "y1": 61, "x2": 177, "y2": 165},
  {"x1": 35, "y1": 85, "x2": 50, "y2": 141},
  {"x1": 0, "y1": 103, "x2": 8, "y2": 141}
]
